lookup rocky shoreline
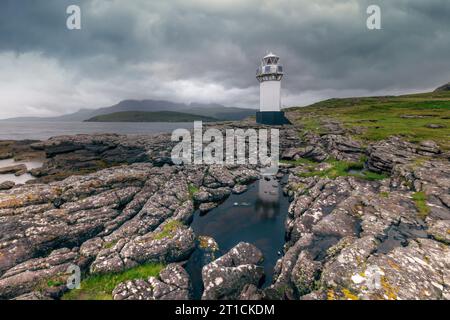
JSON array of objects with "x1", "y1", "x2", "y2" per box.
[{"x1": 0, "y1": 119, "x2": 449, "y2": 300}]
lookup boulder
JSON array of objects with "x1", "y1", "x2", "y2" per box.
[
  {"x1": 367, "y1": 137, "x2": 419, "y2": 173},
  {"x1": 321, "y1": 239, "x2": 449, "y2": 300},
  {"x1": 297, "y1": 146, "x2": 328, "y2": 162},
  {"x1": 193, "y1": 187, "x2": 231, "y2": 204},
  {"x1": 239, "y1": 284, "x2": 264, "y2": 300},
  {"x1": 113, "y1": 264, "x2": 192, "y2": 300},
  {"x1": 0, "y1": 164, "x2": 27, "y2": 175},
  {"x1": 418, "y1": 140, "x2": 441, "y2": 154},
  {"x1": 291, "y1": 251, "x2": 322, "y2": 296},
  {"x1": 281, "y1": 148, "x2": 302, "y2": 160},
  {"x1": 320, "y1": 134, "x2": 364, "y2": 162},
  {"x1": 0, "y1": 181, "x2": 15, "y2": 190},
  {"x1": 0, "y1": 248, "x2": 88, "y2": 299},
  {"x1": 426, "y1": 124, "x2": 445, "y2": 129},
  {"x1": 91, "y1": 223, "x2": 196, "y2": 274},
  {"x1": 232, "y1": 184, "x2": 248, "y2": 194},
  {"x1": 201, "y1": 242, "x2": 264, "y2": 300},
  {"x1": 428, "y1": 220, "x2": 450, "y2": 245},
  {"x1": 199, "y1": 202, "x2": 218, "y2": 213}
]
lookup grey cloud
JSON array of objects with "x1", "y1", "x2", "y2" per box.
[{"x1": 0, "y1": 0, "x2": 449, "y2": 118}]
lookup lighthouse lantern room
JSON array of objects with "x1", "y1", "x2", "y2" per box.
[{"x1": 256, "y1": 53, "x2": 290, "y2": 125}]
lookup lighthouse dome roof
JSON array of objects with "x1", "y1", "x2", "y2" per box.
[
  {"x1": 263, "y1": 52, "x2": 279, "y2": 59},
  {"x1": 262, "y1": 52, "x2": 280, "y2": 66}
]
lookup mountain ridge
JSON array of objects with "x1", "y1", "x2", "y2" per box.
[
  {"x1": 84, "y1": 111, "x2": 218, "y2": 122},
  {"x1": 1, "y1": 99, "x2": 255, "y2": 122}
]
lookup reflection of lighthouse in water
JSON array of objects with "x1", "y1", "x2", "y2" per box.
[{"x1": 255, "y1": 176, "x2": 280, "y2": 219}]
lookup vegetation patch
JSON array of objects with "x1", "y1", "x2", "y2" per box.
[
  {"x1": 188, "y1": 184, "x2": 199, "y2": 198},
  {"x1": 46, "y1": 279, "x2": 65, "y2": 288},
  {"x1": 380, "y1": 192, "x2": 390, "y2": 198},
  {"x1": 275, "y1": 284, "x2": 290, "y2": 298},
  {"x1": 103, "y1": 240, "x2": 118, "y2": 249},
  {"x1": 296, "y1": 159, "x2": 387, "y2": 181},
  {"x1": 152, "y1": 220, "x2": 184, "y2": 240},
  {"x1": 412, "y1": 192, "x2": 430, "y2": 219},
  {"x1": 279, "y1": 158, "x2": 316, "y2": 166},
  {"x1": 288, "y1": 91, "x2": 450, "y2": 150},
  {"x1": 360, "y1": 170, "x2": 388, "y2": 181},
  {"x1": 34, "y1": 274, "x2": 67, "y2": 293},
  {"x1": 62, "y1": 263, "x2": 164, "y2": 300}
]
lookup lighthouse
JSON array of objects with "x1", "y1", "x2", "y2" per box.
[{"x1": 256, "y1": 52, "x2": 290, "y2": 125}]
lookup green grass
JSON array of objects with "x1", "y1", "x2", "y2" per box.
[
  {"x1": 380, "y1": 192, "x2": 390, "y2": 198},
  {"x1": 297, "y1": 160, "x2": 361, "y2": 179},
  {"x1": 152, "y1": 220, "x2": 184, "y2": 240},
  {"x1": 188, "y1": 184, "x2": 199, "y2": 198},
  {"x1": 412, "y1": 192, "x2": 430, "y2": 219},
  {"x1": 62, "y1": 263, "x2": 165, "y2": 300},
  {"x1": 361, "y1": 170, "x2": 388, "y2": 181},
  {"x1": 102, "y1": 240, "x2": 118, "y2": 249},
  {"x1": 46, "y1": 279, "x2": 65, "y2": 288},
  {"x1": 296, "y1": 158, "x2": 387, "y2": 181},
  {"x1": 288, "y1": 91, "x2": 450, "y2": 150},
  {"x1": 279, "y1": 158, "x2": 316, "y2": 166}
]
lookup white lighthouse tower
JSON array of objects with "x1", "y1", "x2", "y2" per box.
[{"x1": 256, "y1": 52, "x2": 290, "y2": 125}]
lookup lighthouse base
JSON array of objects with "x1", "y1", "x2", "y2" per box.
[{"x1": 256, "y1": 111, "x2": 291, "y2": 125}]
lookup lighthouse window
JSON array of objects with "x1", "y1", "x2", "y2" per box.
[
  {"x1": 264, "y1": 66, "x2": 271, "y2": 73},
  {"x1": 277, "y1": 66, "x2": 283, "y2": 72}
]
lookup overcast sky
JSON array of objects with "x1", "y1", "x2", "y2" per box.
[{"x1": 0, "y1": 0, "x2": 449, "y2": 118}]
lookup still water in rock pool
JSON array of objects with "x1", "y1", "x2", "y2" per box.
[
  {"x1": 0, "y1": 159, "x2": 43, "y2": 184},
  {"x1": 185, "y1": 176, "x2": 290, "y2": 299}
]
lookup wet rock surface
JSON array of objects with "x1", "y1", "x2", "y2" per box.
[
  {"x1": 0, "y1": 164, "x2": 27, "y2": 175},
  {"x1": 0, "y1": 119, "x2": 449, "y2": 300},
  {"x1": 0, "y1": 248, "x2": 89, "y2": 299},
  {"x1": 29, "y1": 134, "x2": 176, "y2": 182},
  {"x1": 0, "y1": 140, "x2": 44, "y2": 161},
  {"x1": 271, "y1": 132, "x2": 450, "y2": 300},
  {"x1": 0, "y1": 134, "x2": 261, "y2": 299},
  {"x1": 0, "y1": 181, "x2": 15, "y2": 190}
]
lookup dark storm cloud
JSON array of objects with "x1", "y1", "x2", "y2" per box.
[{"x1": 0, "y1": 0, "x2": 449, "y2": 118}]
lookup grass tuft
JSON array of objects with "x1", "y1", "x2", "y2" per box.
[
  {"x1": 152, "y1": 220, "x2": 184, "y2": 240},
  {"x1": 296, "y1": 159, "x2": 387, "y2": 181},
  {"x1": 412, "y1": 192, "x2": 430, "y2": 219},
  {"x1": 188, "y1": 184, "x2": 199, "y2": 198},
  {"x1": 62, "y1": 263, "x2": 165, "y2": 300}
]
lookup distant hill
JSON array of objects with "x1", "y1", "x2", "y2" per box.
[
  {"x1": 1, "y1": 100, "x2": 255, "y2": 122},
  {"x1": 286, "y1": 88, "x2": 450, "y2": 150},
  {"x1": 85, "y1": 111, "x2": 217, "y2": 123},
  {"x1": 434, "y1": 83, "x2": 450, "y2": 92}
]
